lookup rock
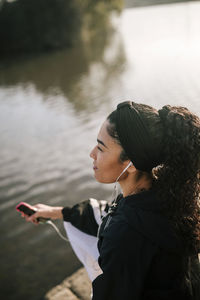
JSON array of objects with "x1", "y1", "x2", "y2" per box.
[
  {"x1": 45, "y1": 267, "x2": 91, "y2": 300},
  {"x1": 45, "y1": 287, "x2": 79, "y2": 300}
]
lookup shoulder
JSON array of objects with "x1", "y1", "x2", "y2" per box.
[
  {"x1": 101, "y1": 214, "x2": 132, "y2": 242},
  {"x1": 100, "y1": 214, "x2": 157, "y2": 256},
  {"x1": 98, "y1": 218, "x2": 159, "y2": 276}
]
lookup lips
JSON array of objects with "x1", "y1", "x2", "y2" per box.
[{"x1": 93, "y1": 165, "x2": 98, "y2": 170}]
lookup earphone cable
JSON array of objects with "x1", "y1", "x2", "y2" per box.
[{"x1": 46, "y1": 220, "x2": 69, "y2": 243}]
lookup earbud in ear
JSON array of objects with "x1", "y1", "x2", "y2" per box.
[
  {"x1": 115, "y1": 161, "x2": 133, "y2": 182},
  {"x1": 127, "y1": 161, "x2": 133, "y2": 167}
]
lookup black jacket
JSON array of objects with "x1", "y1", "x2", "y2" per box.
[{"x1": 63, "y1": 189, "x2": 200, "y2": 299}]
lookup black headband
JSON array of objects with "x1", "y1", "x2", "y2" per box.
[{"x1": 116, "y1": 101, "x2": 161, "y2": 172}]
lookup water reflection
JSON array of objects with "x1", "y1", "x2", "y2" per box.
[
  {"x1": 0, "y1": 23, "x2": 126, "y2": 113},
  {"x1": 1, "y1": 1, "x2": 200, "y2": 299},
  {"x1": 0, "y1": 7, "x2": 126, "y2": 300}
]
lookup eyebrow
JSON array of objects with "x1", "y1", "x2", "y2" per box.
[{"x1": 97, "y1": 139, "x2": 108, "y2": 149}]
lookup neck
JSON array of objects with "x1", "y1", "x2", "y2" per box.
[{"x1": 119, "y1": 171, "x2": 152, "y2": 198}]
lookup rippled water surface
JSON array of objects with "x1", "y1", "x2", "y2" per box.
[{"x1": 1, "y1": 1, "x2": 200, "y2": 299}]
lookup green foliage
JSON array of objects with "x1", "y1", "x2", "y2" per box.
[
  {"x1": 0, "y1": 0, "x2": 82, "y2": 54},
  {"x1": 78, "y1": 0, "x2": 124, "y2": 45},
  {"x1": 0, "y1": 0, "x2": 124, "y2": 56}
]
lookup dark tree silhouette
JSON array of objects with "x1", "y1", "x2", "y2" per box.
[
  {"x1": 0, "y1": 0, "x2": 123, "y2": 56},
  {"x1": 0, "y1": 0, "x2": 82, "y2": 55}
]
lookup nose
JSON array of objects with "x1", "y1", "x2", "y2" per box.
[{"x1": 90, "y1": 146, "x2": 96, "y2": 160}]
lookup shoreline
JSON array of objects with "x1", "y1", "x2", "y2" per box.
[{"x1": 45, "y1": 267, "x2": 91, "y2": 300}]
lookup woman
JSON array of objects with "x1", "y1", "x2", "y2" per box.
[{"x1": 24, "y1": 101, "x2": 200, "y2": 299}]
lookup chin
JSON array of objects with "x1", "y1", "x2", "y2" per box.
[{"x1": 94, "y1": 175, "x2": 115, "y2": 184}]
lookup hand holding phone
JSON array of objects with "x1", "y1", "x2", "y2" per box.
[{"x1": 16, "y1": 202, "x2": 50, "y2": 223}]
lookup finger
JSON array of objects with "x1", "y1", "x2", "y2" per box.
[
  {"x1": 27, "y1": 217, "x2": 38, "y2": 224},
  {"x1": 27, "y1": 211, "x2": 39, "y2": 222},
  {"x1": 33, "y1": 219, "x2": 39, "y2": 225},
  {"x1": 25, "y1": 215, "x2": 31, "y2": 222}
]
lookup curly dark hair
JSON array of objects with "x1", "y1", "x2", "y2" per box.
[{"x1": 107, "y1": 102, "x2": 200, "y2": 254}]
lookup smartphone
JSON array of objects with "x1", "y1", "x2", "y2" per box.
[
  {"x1": 16, "y1": 202, "x2": 50, "y2": 222},
  {"x1": 16, "y1": 202, "x2": 37, "y2": 215}
]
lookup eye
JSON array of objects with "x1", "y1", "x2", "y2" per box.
[{"x1": 97, "y1": 146, "x2": 103, "y2": 152}]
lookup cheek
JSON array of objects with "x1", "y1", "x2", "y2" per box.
[
  {"x1": 95, "y1": 153, "x2": 123, "y2": 183},
  {"x1": 96, "y1": 152, "x2": 111, "y2": 168}
]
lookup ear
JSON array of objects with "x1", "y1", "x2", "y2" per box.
[
  {"x1": 127, "y1": 164, "x2": 136, "y2": 173},
  {"x1": 123, "y1": 160, "x2": 136, "y2": 173}
]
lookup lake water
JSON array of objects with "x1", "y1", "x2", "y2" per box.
[{"x1": 1, "y1": 1, "x2": 200, "y2": 299}]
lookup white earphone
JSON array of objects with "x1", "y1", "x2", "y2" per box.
[
  {"x1": 109, "y1": 160, "x2": 134, "y2": 204},
  {"x1": 116, "y1": 161, "x2": 133, "y2": 182}
]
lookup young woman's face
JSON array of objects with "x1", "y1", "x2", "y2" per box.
[{"x1": 90, "y1": 120, "x2": 128, "y2": 183}]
